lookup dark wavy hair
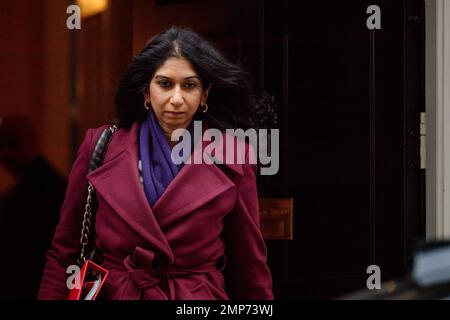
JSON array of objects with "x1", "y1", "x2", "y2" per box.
[{"x1": 115, "y1": 26, "x2": 256, "y2": 130}]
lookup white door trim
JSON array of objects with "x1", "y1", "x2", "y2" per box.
[{"x1": 425, "y1": 0, "x2": 450, "y2": 239}]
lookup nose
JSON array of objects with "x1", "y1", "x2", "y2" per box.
[{"x1": 170, "y1": 86, "x2": 184, "y2": 107}]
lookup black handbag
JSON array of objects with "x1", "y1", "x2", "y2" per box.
[{"x1": 67, "y1": 124, "x2": 118, "y2": 300}]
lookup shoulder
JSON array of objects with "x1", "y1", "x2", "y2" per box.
[
  {"x1": 78, "y1": 125, "x2": 110, "y2": 158},
  {"x1": 213, "y1": 129, "x2": 257, "y2": 177},
  {"x1": 81, "y1": 122, "x2": 140, "y2": 155}
]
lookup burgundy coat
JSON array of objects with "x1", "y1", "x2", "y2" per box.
[{"x1": 38, "y1": 122, "x2": 273, "y2": 300}]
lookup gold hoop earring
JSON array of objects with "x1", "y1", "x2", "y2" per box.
[
  {"x1": 144, "y1": 100, "x2": 150, "y2": 110},
  {"x1": 201, "y1": 103, "x2": 208, "y2": 113}
]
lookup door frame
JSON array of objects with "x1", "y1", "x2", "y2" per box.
[{"x1": 425, "y1": 0, "x2": 450, "y2": 239}]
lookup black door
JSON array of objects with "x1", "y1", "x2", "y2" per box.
[{"x1": 233, "y1": 0, "x2": 425, "y2": 299}]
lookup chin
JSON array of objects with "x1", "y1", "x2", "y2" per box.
[{"x1": 163, "y1": 118, "x2": 190, "y2": 128}]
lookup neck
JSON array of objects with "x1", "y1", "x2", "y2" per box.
[
  {"x1": 162, "y1": 130, "x2": 177, "y2": 148},
  {"x1": 159, "y1": 122, "x2": 190, "y2": 149}
]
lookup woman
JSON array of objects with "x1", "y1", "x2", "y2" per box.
[{"x1": 39, "y1": 26, "x2": 273, "y2": 300}]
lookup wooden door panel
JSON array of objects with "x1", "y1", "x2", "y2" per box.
[{"x1": 259, "y1": 0, "x2": 424, "y2": 298}]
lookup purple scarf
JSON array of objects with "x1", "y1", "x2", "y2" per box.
[{"x1": 139, "y1": 108, "x2": 195, "y2": 207}]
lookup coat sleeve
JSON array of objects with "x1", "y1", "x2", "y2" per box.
[
  {"x1": 38, "y1": 129, "x2": 95, "y2": 299},
  {"x1": 223, "y1": 159, "x2": 274, "y2": 300}
]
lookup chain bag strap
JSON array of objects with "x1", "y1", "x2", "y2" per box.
[
  {"x1": 67, "y1": 125, "x2": 118, "y2": 300},
  {"x1": 78, "y1": 124, "x2": 118, "y2": 266}
]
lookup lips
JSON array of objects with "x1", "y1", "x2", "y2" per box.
[{"x1": 164, "y1": 111, "x2": 186, "y2": 118}]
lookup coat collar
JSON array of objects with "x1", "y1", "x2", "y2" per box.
[{"x1": 86, "y1": 122, "x2": 243, "y2": 263}]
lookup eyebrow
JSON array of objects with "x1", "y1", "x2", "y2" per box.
[{"x1": 154, "y1": 75, "x2": 200, "y2": 80}]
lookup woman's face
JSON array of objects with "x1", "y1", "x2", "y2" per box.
[{"x1": 146, "y1": 57, "x2": 210, "y2": 134}]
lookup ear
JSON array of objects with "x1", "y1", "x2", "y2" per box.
[{"x1": 202, "y1": 83, "x2": 212, "y2": 102}]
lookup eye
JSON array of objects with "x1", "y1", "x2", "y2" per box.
[
  {"x1": 184, "y1": 81, "x2": 197, "y2": 89},
  {"x1": 158, "y1": 80, "x2": 171, "y2": 88}
]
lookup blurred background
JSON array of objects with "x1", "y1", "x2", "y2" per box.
[{"x1": 1, "y1": 0, "x2": 449, "y2": 300}]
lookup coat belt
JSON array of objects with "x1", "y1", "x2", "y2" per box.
[{"x1": 102, "y1": 251, "x2": 225, "y2": 299}]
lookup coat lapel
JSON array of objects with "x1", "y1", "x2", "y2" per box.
[
  {"x1": 152, "y1": 157, "x2": 235, "y2": 226},
  {"x1": 86, "y1": 123, "x2": 174, "y2": 261},
  {"x1": 153, "y1": 133, "x2": 244, "y2": 226},
  {"x1": 86, "y1": 122, "x2": 244, "y2": 260}
]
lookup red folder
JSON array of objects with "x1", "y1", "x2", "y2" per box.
[{"x1": 67, "y1": 260, "x2": 109, "y2": 300}]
